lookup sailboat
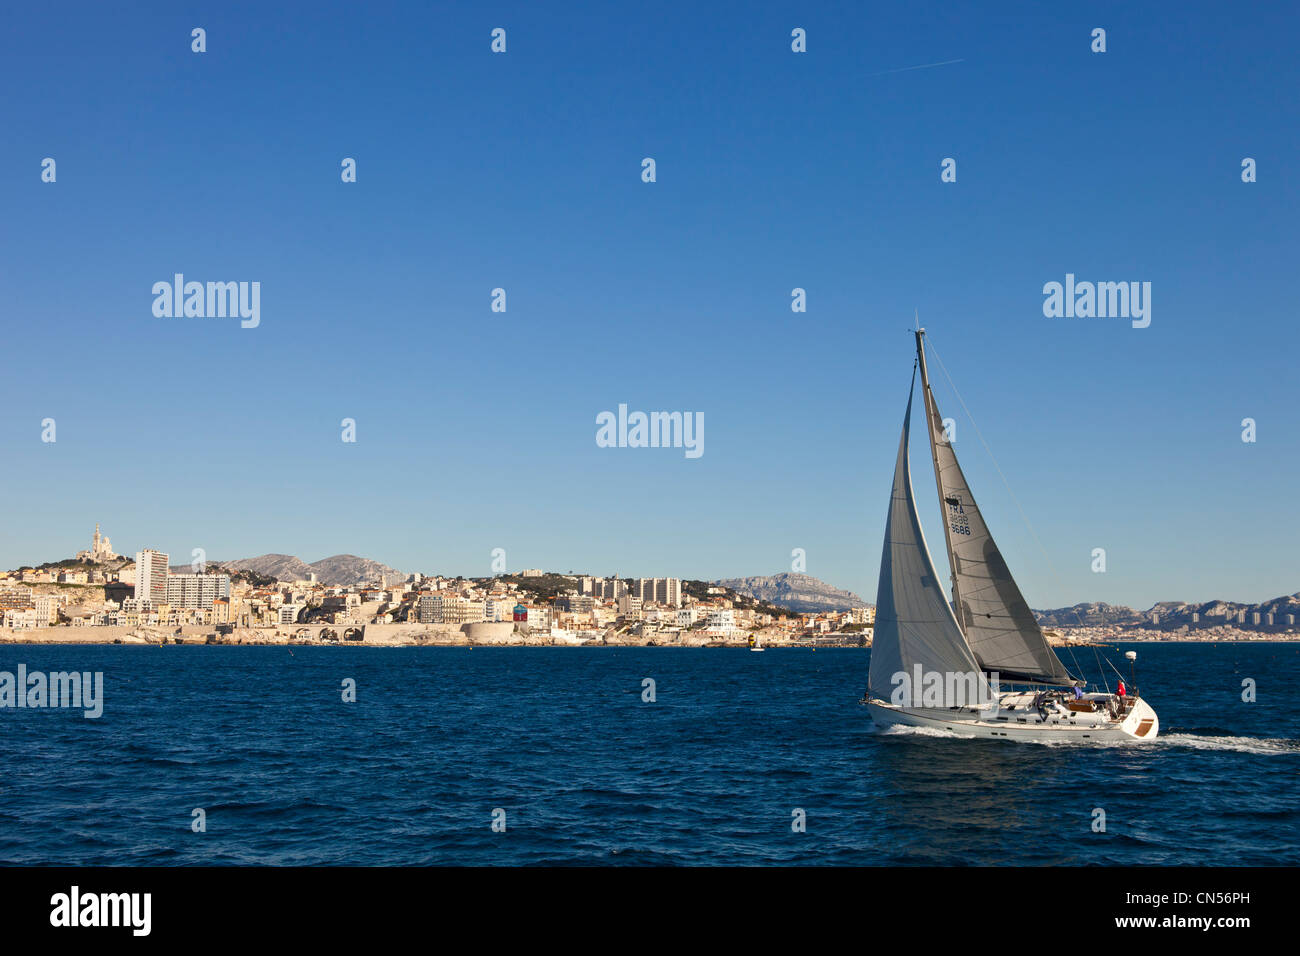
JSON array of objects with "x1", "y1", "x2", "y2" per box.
[{"x1": 864, "y1": 330, "x2": 1159, "y2": 742}]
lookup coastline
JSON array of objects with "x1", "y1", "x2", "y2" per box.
[
  {"x1": 0, "y1": 622, "x2": 866, "y2": 648},
  {"x1": 2, "y1": 626, "x2": 1296, "y2": 648}
]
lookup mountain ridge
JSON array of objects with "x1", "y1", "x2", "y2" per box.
[
  {"x1": 219, "y1": 554, "x2": 406, "y2": 587},
  {"x1": 1034, "y1": 592, "x2": 1300, "y2": 627},
  {"x1": 716, "y1": 572, "x2": 868, "y2": 613}
]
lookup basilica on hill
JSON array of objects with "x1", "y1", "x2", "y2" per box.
[{"x1": 75, "y1": 524, "x2": 118, "y2": 563}]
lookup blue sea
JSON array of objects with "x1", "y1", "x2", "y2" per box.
[{"x1": 1, "y1": 643, "x2": 1296, "y2": 865}]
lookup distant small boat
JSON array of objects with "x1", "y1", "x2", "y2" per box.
[
  {"x1": 749, "y1": 634, "x2": 765, "y2": 652},
  {"x1": 863, "y1": 329, "x2": 1158, "y2": 742}
]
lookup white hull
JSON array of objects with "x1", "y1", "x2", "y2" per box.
[{"x1": 867, "y1": 694, "x2": 1159, "y2": 743}]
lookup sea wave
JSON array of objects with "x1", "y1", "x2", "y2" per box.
[{"x1": 1154, "y1": 733, "x2": 1300, "y2": 755}]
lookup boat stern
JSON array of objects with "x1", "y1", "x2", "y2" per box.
[{"x1": 1121, "y1": 697, "x2": 1159, "y2": 740}]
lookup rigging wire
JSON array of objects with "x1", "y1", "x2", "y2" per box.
[
  {"x1": 1093, "y1": 646, "x2": 1112, "y2": 694},
  {"x1": 1065, "y1": 644, "x2": 1090, "y2": 692},
  {"x1": 1101, "y1": 654, "x2": 1128, "y2": 686}
]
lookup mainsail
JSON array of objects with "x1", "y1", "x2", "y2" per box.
[
  {"x1": 868, "y1": 374, "x2": 990, "y2": 705},
  {"x1": 914, "y1": 331, "x2": 1074, "y2": 686}
]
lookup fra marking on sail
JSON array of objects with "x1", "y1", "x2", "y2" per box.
[{"x1": 944, "y1": 497, "x2": 971, "y2": 536}]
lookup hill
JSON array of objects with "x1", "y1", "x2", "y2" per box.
[
  {"x1": 220, "y1": 554, "x2": 406, "y2": 587},
  {"x1": 1034, "y1": 592, "x2": 1300, "y2": 628},
  {"x1": 715, "y1": 573, "x2": 869, "y2": 613}
]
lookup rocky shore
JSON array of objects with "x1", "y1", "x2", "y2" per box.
[{"x1": 0, "y1": 622, "x2": 853, "y2": 648}]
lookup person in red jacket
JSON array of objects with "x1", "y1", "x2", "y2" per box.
[{"x1": 1116, "y1": 680, "x2": 1127, "y2": 713}]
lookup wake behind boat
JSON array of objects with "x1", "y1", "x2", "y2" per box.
[{"x1": 863, "y1": 329, "x2": 1159, "y2": 743}]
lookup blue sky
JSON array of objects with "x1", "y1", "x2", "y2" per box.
[{"x1": 2, "y1": 1, "x2": 1297, "y2": 609}]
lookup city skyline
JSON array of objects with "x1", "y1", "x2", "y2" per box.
[
  {"x1": 2, "y1": 3, "x2": 1298, "y2": 609},
  {"x1": 7, "y1": 519, "x2": 1298, "y2": 614}
]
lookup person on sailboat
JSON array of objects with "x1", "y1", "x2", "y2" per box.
[{"x1": 1071, "y1": 681, "x2": 1084, "y2": 700}]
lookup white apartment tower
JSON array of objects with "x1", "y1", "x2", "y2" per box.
[
  {"x1": 635, "y1": 577, "x2": 682, "y2": 608},
  {"x1": 135, "y1": 549, "x2": 170, "y2": 606},
  {"x1": 591, "y1": 577, "x2": 628, "y2": 600},
  {"x1": 167, "y1": 573, "x2": 231, "y2": 608}
]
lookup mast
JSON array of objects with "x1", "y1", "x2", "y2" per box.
[{"x1": 914, "y1": 328, "x2": 963, "y2": 621}]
